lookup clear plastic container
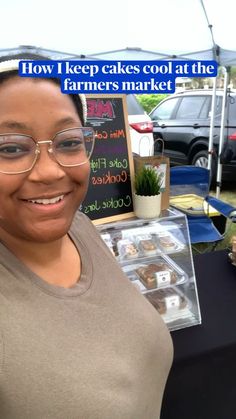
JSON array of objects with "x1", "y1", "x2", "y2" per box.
[
  {"x1": 123, "y1": 254, "x2": 188, "y2": 291},
  {"x1": 145, "y1": 286, "x2": 191, "y2": 319},
  {"x1": 155, "y1": 231, "x2": 185, "y2": 254}
]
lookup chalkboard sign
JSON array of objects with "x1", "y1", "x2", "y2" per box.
[{"x1": 81, "y1": 94, "x2": 135, "y2": 225}]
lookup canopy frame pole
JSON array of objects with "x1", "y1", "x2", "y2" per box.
[
  {"x1": 216, "y1": 66, "x2": 229, "y2": 198},
  {"x1": 208, "y1": 74, "x2": 217, "y2": 172}
]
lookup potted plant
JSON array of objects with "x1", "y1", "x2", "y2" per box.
[{"x1": 133, "y1": 165, "x2": 162, "y2": 219}]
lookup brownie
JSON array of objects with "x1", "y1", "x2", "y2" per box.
[
  {"x1": 135, "y1": 263, "x2": 177, "y2": 289},
  {"x1": 138, "y1": 238, "x2": 157, "y2": 255},
  {"x1": 146, "y1": 288, "x2": 188, "y2": 315}
]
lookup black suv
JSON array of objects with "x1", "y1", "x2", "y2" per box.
[{"x1": 149, "y1": 90, "x2": 236, "y2": 179}]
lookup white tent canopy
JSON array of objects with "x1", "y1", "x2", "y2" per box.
[
  {"x1": 2, "y1": 45, "x2": 236, "y2": 67},
  {"x1": 0, "y1": 0, "x2": 236, "y2": 61},
  {"x1": 86, "y1": 46, "x2": 236, "y2": 67}
]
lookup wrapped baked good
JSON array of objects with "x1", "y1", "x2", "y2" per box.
[
  {"x1": 146, "y1": 288, "x2": 188, "y2": 315},
  {"x1": 135, "y1": 262, "x2": 177, "y2": 289},
  {"x1": 111, "y1": 234, "x2": 122, "y2": 257},
  {"x1": 157, "y1": 231, "x2": 185, "y2": 253},
  {"x1": 158, "y1": 234, "x2": 177, "y2": 251},
  {"x1": 136, "y1": 234, "x2": 157, "y2": 255},
  {"x1": 117, "y1": 239, "x2": 139, "y2": 259}
]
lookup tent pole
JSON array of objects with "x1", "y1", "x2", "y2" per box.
[
  {"x1": 208, "y1": 75, "x2": 217, "y2": 171},
  {"x1": 216, "y1": 66, "x2": 229, "y2": 198}
]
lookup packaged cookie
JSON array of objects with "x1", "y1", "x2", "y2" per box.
[
  {"x1": 136, "y1": 234, "x2": 157, "y2": 256},
  {"x1": 135, "y1": 262, "x2": 177, "y2": 289},
  {"x1": 117, "y1": 239, "x2": 139, "y2": 260}
]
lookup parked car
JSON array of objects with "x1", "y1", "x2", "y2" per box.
[
  {"x1": 126, "y1": 94, "x2": 154, "y2": 157},
  {"x1": 149, "y1": 89, "x2": 236, "y2": 179}
]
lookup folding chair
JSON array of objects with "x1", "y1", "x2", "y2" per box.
[{"x1": 169, "y1": 166, "x2": 236, "y2": 250}]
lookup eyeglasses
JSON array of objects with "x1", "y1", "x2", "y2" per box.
[{"x1": 0, "y1": 127, "x2": 95, "y2": 174}]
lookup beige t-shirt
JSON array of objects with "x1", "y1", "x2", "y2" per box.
[{"x1": 0, "y1": 212, "x2": 173, "y2": 419}]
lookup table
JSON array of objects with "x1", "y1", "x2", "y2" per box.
[{"x1": 161, "y1": 249, "x2": 236, "y2": 419}]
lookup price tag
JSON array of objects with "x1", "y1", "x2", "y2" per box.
[
  {"x1": 165, "y1": 295, "x2": 180, "y2": 310},
  {"x1": 155, "y1": 270, "x2": 171, "y2": 286}
]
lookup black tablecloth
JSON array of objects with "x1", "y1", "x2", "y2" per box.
[{"x1": 161, "y1": 250, "x2": 236, "y2": 419}]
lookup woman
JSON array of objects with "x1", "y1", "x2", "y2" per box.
[{"x1": 0, "y1": 59, "x2": 173, "y2": 419}]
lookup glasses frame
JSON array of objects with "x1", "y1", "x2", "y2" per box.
[{"x1": 0, "y1": 126, "x2": 96, "y2": 175}]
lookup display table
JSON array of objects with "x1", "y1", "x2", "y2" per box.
[{"x1": 161, "y1": 249, "x2": 236, "y2": 419}]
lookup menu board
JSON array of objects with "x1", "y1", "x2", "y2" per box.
[{"x1": 81, "y1": 94, "x2": 135, "y2": 224}]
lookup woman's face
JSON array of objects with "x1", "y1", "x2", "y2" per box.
[{"x1": 0, "y1": 77, "x2": 90, "y2": 243}]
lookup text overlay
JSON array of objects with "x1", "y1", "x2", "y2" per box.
[{"x1": 19, "y1": 60, "x2": 218, "y2": 94}]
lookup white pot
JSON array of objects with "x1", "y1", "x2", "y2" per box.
[{"x1": 133, "y1": 193, "x2": 162, "y2": 219}]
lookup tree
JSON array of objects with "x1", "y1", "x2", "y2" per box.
[{"x1": 137, "y1": 94, "x2": 169, "y2": 113}]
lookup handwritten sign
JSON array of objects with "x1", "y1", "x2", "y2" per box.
[{"x1": 80, "y1": 94, "x2": 135, "y2": 224}]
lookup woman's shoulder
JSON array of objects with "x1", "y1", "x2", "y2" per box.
[
  {"x1": 0, "y1": 330, "x2": 3, "y2": 374},
  {"x1": 70, "y1": 211, "x2": 109, "y2": 248},
  {"x1": 70, "y1": 211, "x2": 120, "y2": 264},
  {"x1": 71, "y1": 211, "x2": 100, "y2": 236}
]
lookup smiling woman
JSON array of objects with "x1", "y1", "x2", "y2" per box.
[
  {"x1": 0, "y1": 75, "x2": 90, "y2": 246},
  {"x1": 0, "y1": 58, "x2": 173, "y2": 419}
]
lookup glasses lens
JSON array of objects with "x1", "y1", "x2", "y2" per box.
[
  {"x1": 0, "y1": 135, "x2": 36, "y2": 173},
  {"x1": 53, "y1": 128, "x2": 95, "y2": 166}
]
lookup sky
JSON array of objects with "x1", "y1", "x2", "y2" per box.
[{"x1": 0, "y1": 0, "x2": 235, "y2": 56}]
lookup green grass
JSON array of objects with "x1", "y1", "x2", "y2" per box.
[{"x1": 192, "y1": 181, "x2": 236, "y2": 253}]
